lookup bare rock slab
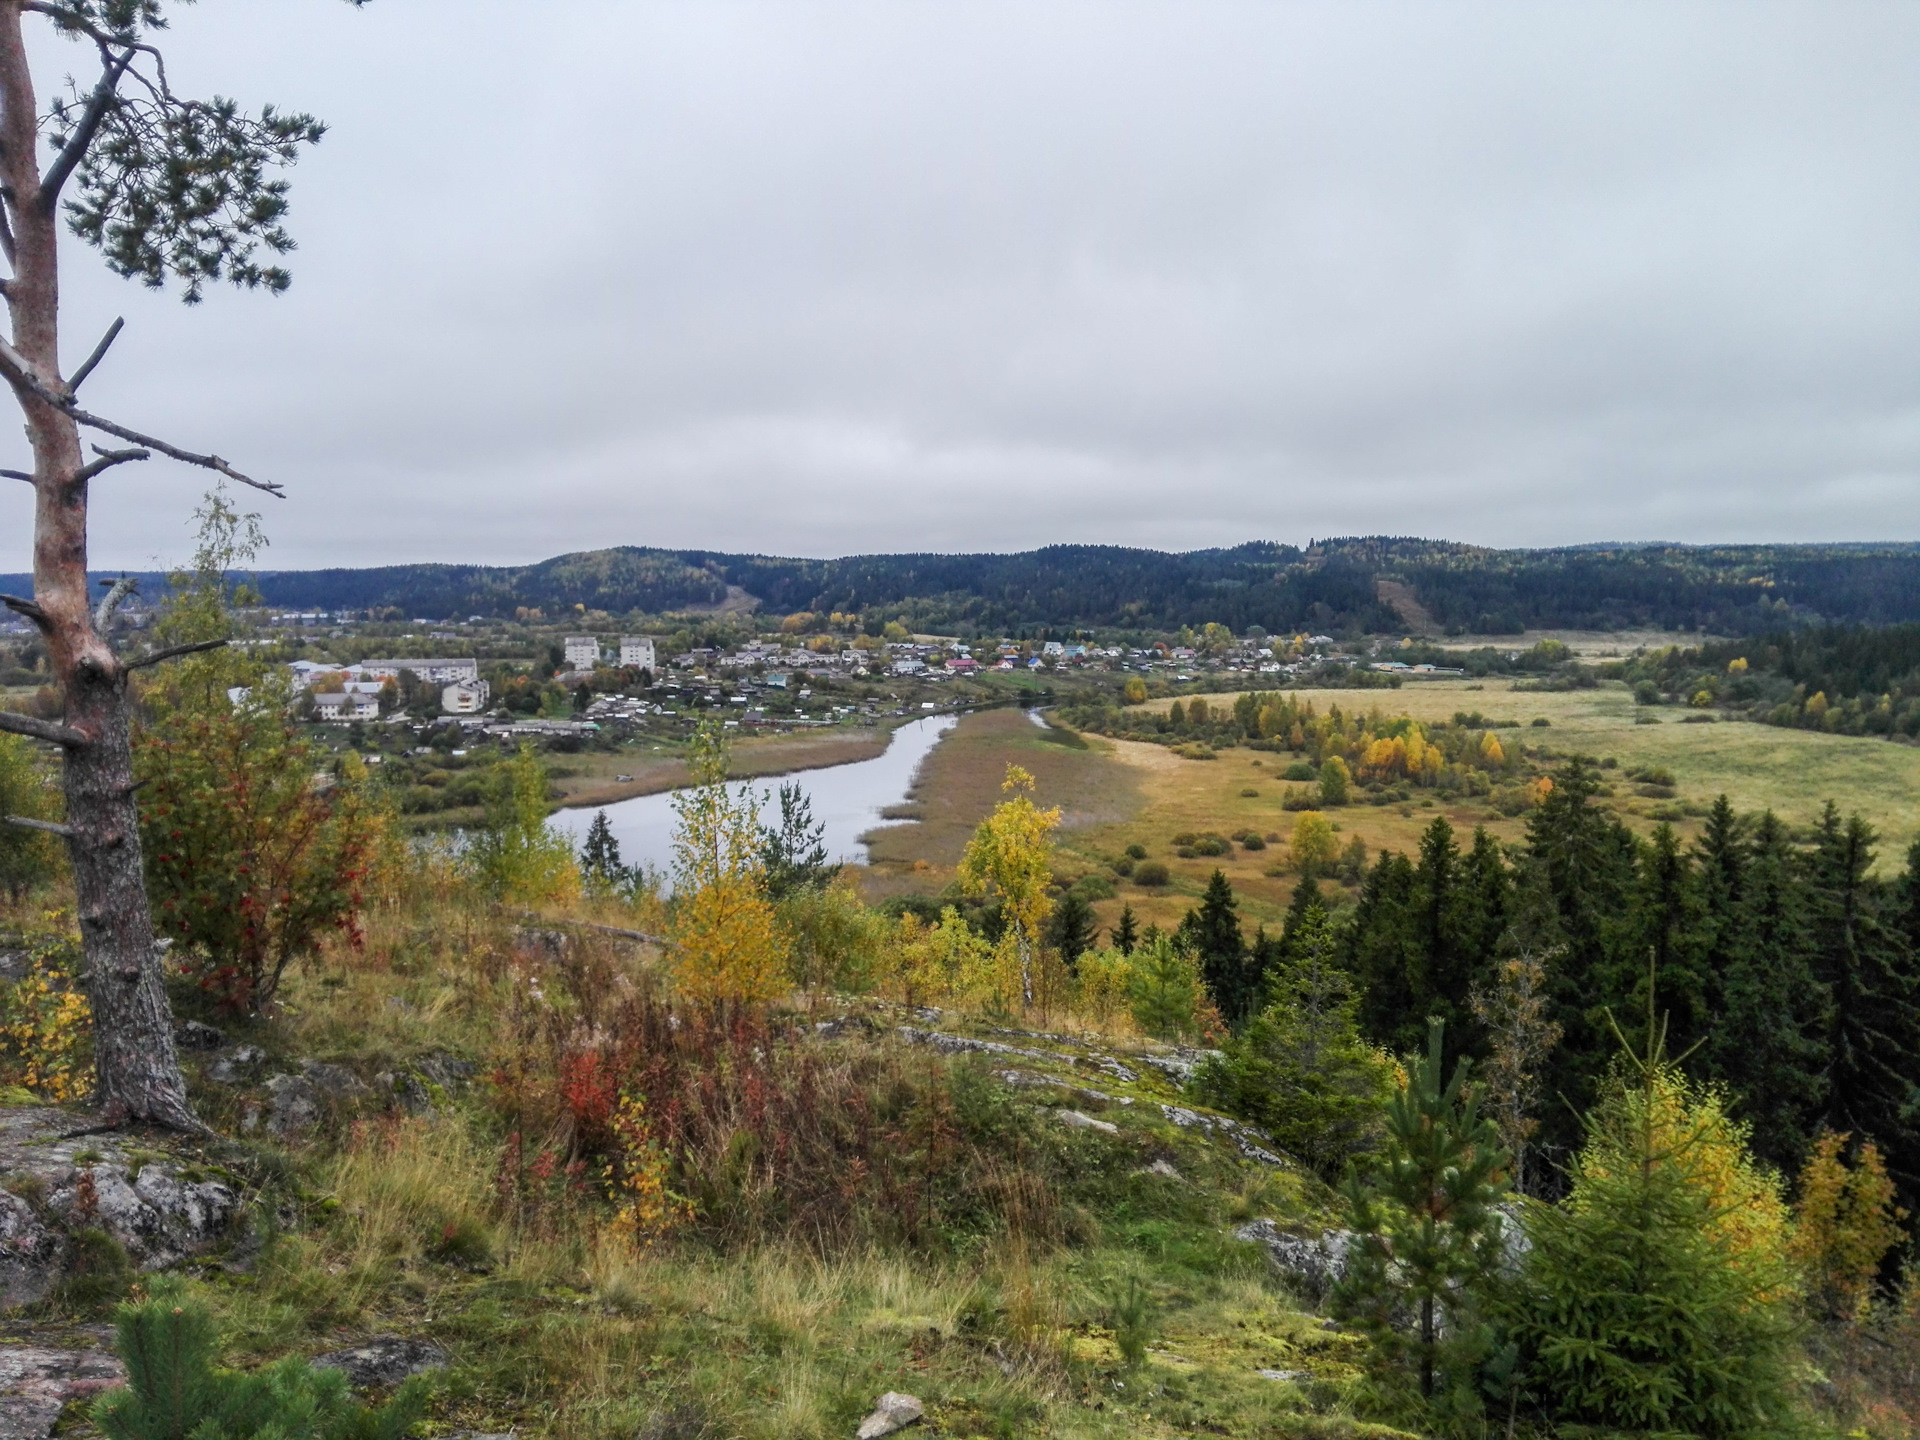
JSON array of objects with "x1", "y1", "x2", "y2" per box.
[
  {"x1": 0, "y1": 1346, "x2": 124, "y2": 1440},
  {"x1": 855, "y1": 1392, "x2": 923, "y2": 1439},
  {"x1": 313, "y1": 1338, "x2": 449, "y2": 1389}
]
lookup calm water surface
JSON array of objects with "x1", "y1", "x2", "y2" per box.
[{"x1": 547, "y1": 714, "x2": 957, "y2": 879}]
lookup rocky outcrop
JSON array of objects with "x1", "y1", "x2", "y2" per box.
[
  {"x1": 0, "y1": 1109, "x2": 236, "y2": 1300},
  {"x1": 1233, "y1": 1219, "x2": 1355, "y2": 1296},
  {"x1": 1159, "y1": 1105, "x2": 1288, "y2": 1167},
  {"x1": 0, "y1": 1345, "x2": 124, "y2": 1440}
]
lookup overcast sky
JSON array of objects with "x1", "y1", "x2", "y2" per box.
[{"x1": 5, "y1": 1, "x2": 1919, "y2": 570}]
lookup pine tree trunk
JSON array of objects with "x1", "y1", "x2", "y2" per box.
[{"x1": 0, "y1": 3, "x2": 196, "y2": 1130}]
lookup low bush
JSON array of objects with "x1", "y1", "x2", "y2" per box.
[
  {"x1": 1282, "y1": 762, "x2": 1317, "y2": 781},
  {"x1": 1132, "y1": 861, "x2": 1171, "y2": 887},
  {"x1": 1123, "y1": 843, "x2": 1148, "y2": 860}
]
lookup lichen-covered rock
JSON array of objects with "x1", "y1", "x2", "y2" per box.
[
  {"x1": 0, "y1": 1194, "x2": 62, "y2": 1309},
  {"x1": 1056, "y1": 1110, "x2": 1119, "y2": 1135},
  {"x1": 208, "y1": 1046, "x2": 267, "y2": 1085},
  {"x1": 299, "y1": 1061, "x2": 368, "y2": 1101},
  {"x1": 0, "y1": 1346, "x2": 124, "y2": 1440},
  {"x1": 174, "y1": 1021, "x2": 228, "y2": 1052},
  {"x1": 1233, "y1": 1219, "x2": 1354, "y2": 1295},
  {"x1": 1160, "y1": 1105, "x2": 1288, "y2": 1167},
  {"x1": 855, "y1": 1392, "x2": 923, "y2": 1439},
  {"x1": 264, "y1": 1074, "x2": 324, "y2": 1136},
  {"x1": 312, "y1": 1338, "x2": 449, "y2": 1389}
]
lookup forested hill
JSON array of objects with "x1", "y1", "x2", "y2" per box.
[{"x1": 15, "y1": 538, "x2": 1920, "y2": 635}]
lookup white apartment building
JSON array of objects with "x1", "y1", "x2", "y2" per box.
[
  {"x1": 563, "y1": 636, "x2": 601, "y2": 669},
  {"x1": 358, "y1": 658, "x2": 480, "y2": 685},
  {"x1": 314, "y1": 692, "x2": 380, "y2": 722},
  {"x1": 441, "y1": 680, "x2": 491, "y2": 714},
  {"x1": 619, "y1": 636, "x2": 657, "y2": 669}
]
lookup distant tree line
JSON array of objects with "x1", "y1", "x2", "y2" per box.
[{"x1": 80, "y1": 537, "x2": 1920, "y2": 635}]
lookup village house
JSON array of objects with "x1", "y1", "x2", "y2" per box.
[{"x1": 313, "y1": 692, "x2": 380, "y2": 722}]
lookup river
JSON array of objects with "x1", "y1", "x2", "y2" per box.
[{"x1": 546, "y1": 713, "x2": 959, "y2": 880}]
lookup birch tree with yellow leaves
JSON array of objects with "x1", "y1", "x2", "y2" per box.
[
  {"x1": 959, "y1": 765, "x2": 1060, "y2": 1008},
  {"x1": 670, "y1": 723, "x2": 783, "y2": 1003}
]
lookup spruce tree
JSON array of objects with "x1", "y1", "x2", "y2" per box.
[
  {"x1": 1610, "y1": 824, "x2": 1710, "y2": 1062},
  {"x1": 1110, "y1": 903, "x2": 1139, "y2": 955},
  {"x1": 580, "y1": 810, "x2": 628, "y2": 893},
  {"x1": 1192, "y1": 899, "x2": 1393, "y2": 1175},
  {"x1": 1347, "y1": 849, "x2": 1420, "y2": 1050},
  {"x1": 1804, "y1": 805, "x2": 1920, "y2": 1209},
  {"x1": 1700, "y1": 810, "x2": 1826, "y2": 1171},
  {"x1": 1338, "y1": 1020, "x2": 1510, "y2": 1421},
  {"x1": 1523, "y1": 757, "x2": 1640, "y2": 1145},
  {"x1": 1180, "y1": 869, "x2": 1259, "y2": 1026},
  {"x1": 1044, "y1": 889, "x2": 1097, "y2": 968}
]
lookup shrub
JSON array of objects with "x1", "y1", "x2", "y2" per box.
[
  {"x1": 1282, "y1": 761, "x2": 1317, "y2": 782},
  {"x1": 1070, "y1": 874, "x2": 1116, "y2": 902},
  {"x1": 1124, "y1": 843, "x2": 1148, "y2": 860},
  {"x1": 1290, "y1": 812, "x2": 1338, "y2": 877},
  {"x1": 1132, "y1": 861, "x2": 1170, "y2": 887},
  {"x1": 1109, "y1": 857, "x2": 1135, "y2": 877},
  {"x1": 1239, "y1": 834, "x2": 1266, "y2": 851},
  {"x1": 1189, "y1": 834, "x2": 1231, "y2": 857},
  {"x1": 1790, "y1": 1131, "x2": 1906, "y2": 1322},
  {"x1": 0, "y1": 926, "x2": 90, "y2": 1101},
  {"x1": 139, "y1": 687, "x2": 396, "y2": 1013},
  {"x1": 1530, "y1": 716, "x2": 1551, "y2": 727},
  {"x1": 462, "y1": 742, "x2": 579, "y2": 910},
  {"x1": 1240, "y1": 787, "x2": 1259, "y2": 797}
]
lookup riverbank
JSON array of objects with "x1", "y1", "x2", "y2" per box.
[{"x1": 554, "y1": 722, "x2": 897, "y2": 809}]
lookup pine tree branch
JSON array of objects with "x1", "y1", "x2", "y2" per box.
[
  {"x1": 67, "y1": 316, "x2": 123, "y2": 392},
  {"x1": 3, "y1": 814, "x2": 72, "y2": 837},
  {"x1": 37, "y1": 43, "x2": 135, "y2": 211},
  {"x1": 124, "y1": 637, "x2": 227, "y2": 670},
  {"x1": 93, "y1": 573, "x2": 138, "y2": 630},
  {"x1": 75, "y1": 444, "x2": 149, "y2": 485},
  {"x1": 0, "y1": 709, "x2": 87, "y2": 747},
  {"x1": 0, "y1": 592, "x2": 48, "y2": 630},
  {"x1": 0, "y1": 331, "x2": 280, "y2": 495}
]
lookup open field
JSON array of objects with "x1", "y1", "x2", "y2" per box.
[
  {"x1": 859, "y1": 708, "x2": 1144, "y2": 902},
  {"x1": 861, "y1": 677, "x2": 1920, "y2": 938}
]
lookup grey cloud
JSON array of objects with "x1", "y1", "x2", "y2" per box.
[{"x1": 3, "y1": 0, "x2": 1917, "y2": 569}]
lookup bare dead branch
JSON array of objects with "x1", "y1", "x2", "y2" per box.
[
  {"x1": 0, "y1": 593, "x2": 48, "y2": 628},
  {"x1": 0, "y1": 192, "x2": 15, "y2": 266},
  {"x1": 0, "y1": 709, "x2": 87, "y2": 748},
  {"x1": 0, "y1": 331, "x2": 280, "y2": 496},
  {"x1": 93, "y1": 573, "x2": 137, "y2": 630},
  {"x1": 0, "y1": 468, "x2": 30, "y2": 482},
  {"x1": 124, "y1": 637, "x2": 226, "y2": 670},
  {"x1": 74, "y1": 443, "x2": 148, "y2": 485},
  {"x1": 67, "y1": 316, "x2": 123, "y2": 392},
  {"x1": 4, "y1": 814, "x2": 73, "y2": 838},
  {"x1": 38, "y1": 45, "x2": 135, "y2": 211},
  {"x1": 66, "y1": 404, "x2": 279, "y2": 495}
]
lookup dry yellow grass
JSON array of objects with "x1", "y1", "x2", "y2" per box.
[{"x1": 864, "y1": 678, "x2": 1920, "y2": 932}]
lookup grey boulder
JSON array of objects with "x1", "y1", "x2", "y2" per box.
[{"x1": 855, "y1": 1393, "x2": 922, "y2": 1439}]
